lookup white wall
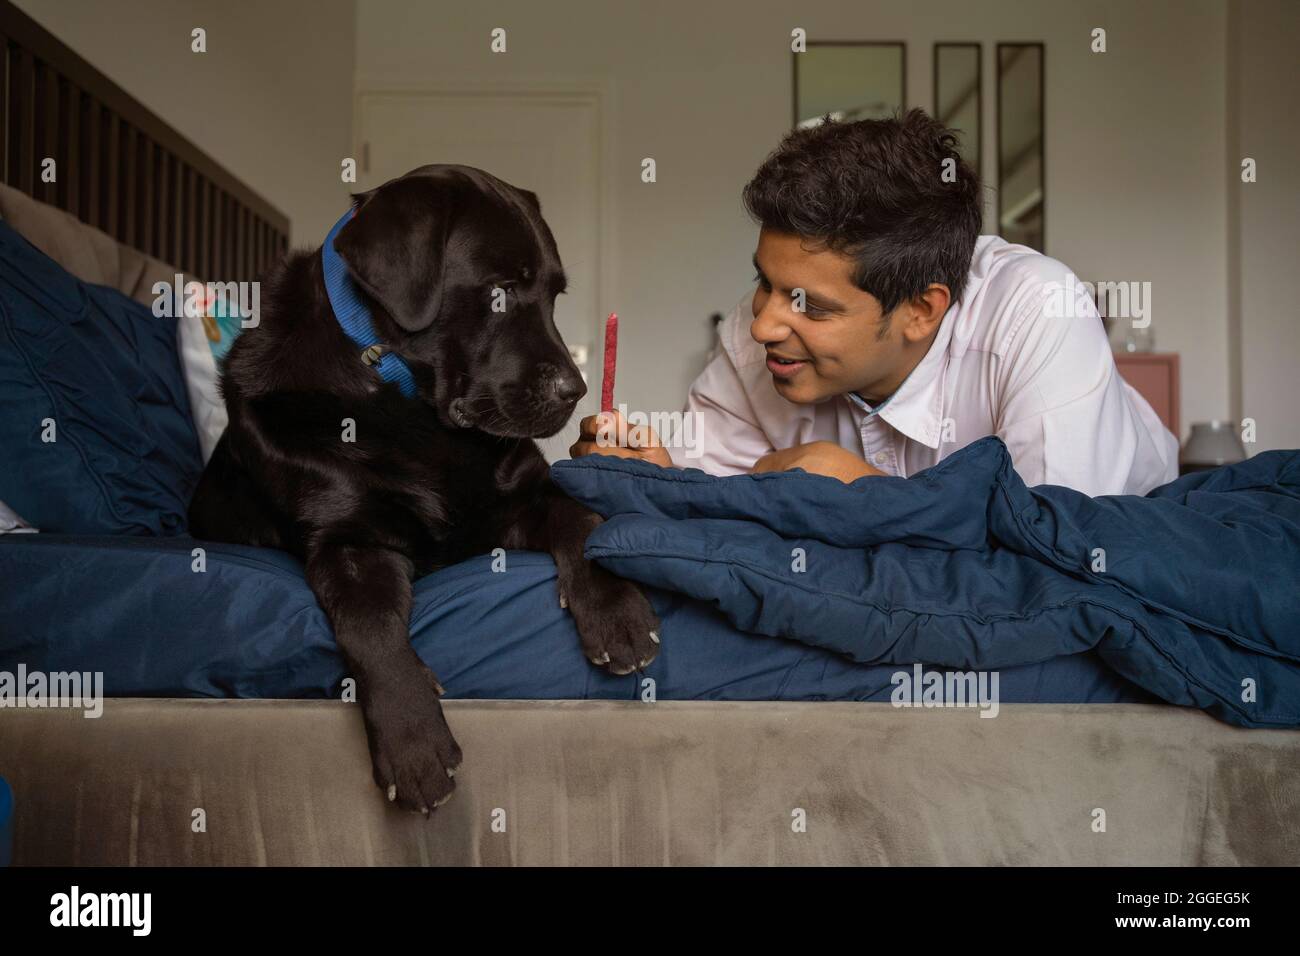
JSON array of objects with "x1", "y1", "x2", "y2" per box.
[
  {"x1": 20, "y1": 0, "x2": 1280, "y2": 447},
  {"x1": 15, "y1": 0, "x2": 357, "y2": 246},
  {"x1": 356, "y1": 0, "x2": 1231, "y2": 435},
  {"x1": 1228, "y1": 0, "x2": 1300, "y2": 452}
]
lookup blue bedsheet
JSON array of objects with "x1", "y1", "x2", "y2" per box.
[
  {"x1": 552, "y1": 437, "x2": 1300, "y2": 727},
  {"x1": 0, "y1": 532, "x2": 1145, "y2": 704}
]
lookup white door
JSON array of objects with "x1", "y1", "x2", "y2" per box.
[{"x1": 355, "y1": 88, "x2": 604, "y2": 460}]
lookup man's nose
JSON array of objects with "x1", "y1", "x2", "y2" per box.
[{"x1": 750, "y1": 295, "x2": 793, "y2": 345}]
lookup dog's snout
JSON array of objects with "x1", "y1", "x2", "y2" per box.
[{"x1": 554, "y1": 372, "x2": 586, "y2": 403}]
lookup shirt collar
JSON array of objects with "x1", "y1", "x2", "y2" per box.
[{"x1": 843, "y1": 312, "x2": 955, "y2": 449}]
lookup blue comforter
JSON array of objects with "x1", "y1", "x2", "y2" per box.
[
  {"x1": 0, "y1": 531, "x2": 1143, "y2": 705},
  {"x1": 551, "y1": 437, "x2": 1300, "y2": 728}
]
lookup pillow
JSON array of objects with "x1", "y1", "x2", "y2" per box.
[
  {"x1": 1, "y1": 184, "x2": 228, "y2": 461},
  {"x1": 0, "y1": 218, "x2": 203, "y2": 535}
]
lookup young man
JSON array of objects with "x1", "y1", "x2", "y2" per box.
[{"x1": 572, "y1": 110, "x2": 1178, "y2": 496}]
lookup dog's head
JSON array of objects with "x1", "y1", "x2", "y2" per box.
[{"x1": 333, "y1": 164, "x2": 586, "y2": 437}]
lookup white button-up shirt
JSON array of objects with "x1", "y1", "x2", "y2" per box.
[{"x1": 668, "y1": 236, "x2": 1179, "y2": 496}]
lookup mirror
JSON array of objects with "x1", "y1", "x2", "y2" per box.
[
  {"x1": 794, "y1": 42, "x2": 905, "y2": 128},
  {"x1": 933, "y1": 43, "x2": 981, "y2": 176},
  {"x1": 997, "y1": 43, "x2": 1044, "y2": 250}
]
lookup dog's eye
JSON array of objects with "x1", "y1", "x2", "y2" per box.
[
  {"x1": 488, "y1": 283, "x2": 516, "y2": 312},
  {"x1": 520, "y1": 266, "x2": 533, "y2": 282}
]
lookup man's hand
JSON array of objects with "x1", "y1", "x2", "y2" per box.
[
  {"x1": 751, "y1": 441, "x2": 884, "y2": 483},
  {"x1": 569, "y1": 410, "x2": 673, "y2": 468}
]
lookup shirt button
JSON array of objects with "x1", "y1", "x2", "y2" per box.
[{"x1": 874, "y1": 452, "x2": 889, "y2": 466}]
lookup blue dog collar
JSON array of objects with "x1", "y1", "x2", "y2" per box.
[{"x1": 321, "y1": 208, "x2": 418, "y2": 398}]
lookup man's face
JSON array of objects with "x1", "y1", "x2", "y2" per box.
[{"x1": 750, "y1": 227, "x2": 909, "y2": 405}]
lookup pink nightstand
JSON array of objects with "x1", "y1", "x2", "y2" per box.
[{"x1": 1114, "y1": 352, "x2": 1180, "y2": 439}]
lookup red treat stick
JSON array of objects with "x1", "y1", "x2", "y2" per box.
[{"x1": 600, "y1": 312, "x2": 618, "y2": 413}]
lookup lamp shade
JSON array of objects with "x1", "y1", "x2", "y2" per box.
[{"x1": 1180, "y1": 420, "x2": 1246, "y2": 472}]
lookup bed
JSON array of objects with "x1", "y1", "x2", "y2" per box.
[{"x1": 1, "y1": 0, "x2": 1298, "y2": 866}]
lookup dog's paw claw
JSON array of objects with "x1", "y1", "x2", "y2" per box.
[
  {"x1": 559, "y1": 592, "x2": 568, "y2": 609},
  {"x1": 574, "y1": 579, "x2": 661, "y2": 676},
  {"x1": 367, "y1": 676, "x2": 459, "y2": 813}
]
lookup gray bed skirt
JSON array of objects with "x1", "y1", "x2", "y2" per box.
[{"x1": 1, "y1": 699, "x2": 1297, "y2": 866}]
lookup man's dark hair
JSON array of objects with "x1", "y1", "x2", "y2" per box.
[{"x1": 742, "y1": 109, "x2": 982, "y2": 317}]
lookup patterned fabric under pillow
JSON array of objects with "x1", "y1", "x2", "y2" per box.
[{"x1": 0, "y1": 500, "x2": 37, "y2": 534}]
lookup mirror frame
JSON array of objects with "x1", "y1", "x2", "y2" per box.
[
  {"x1": 996, "y1": 42, "x2": 1046, "y2": 251},
  {"x1": 792, "y1": 41, "x2": 908, "y2": 128},
  {"x1": 932, "y1": 42, "x2": 982, "y2": 178}
]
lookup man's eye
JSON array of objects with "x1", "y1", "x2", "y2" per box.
[{"x1": 752, "y1": 272, "x2": 771, "y2": 291}]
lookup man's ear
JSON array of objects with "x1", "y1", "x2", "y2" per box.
[
  {"x1": 332, "y1": 176, "x2": 455, "y2": 333},
  {"x1": 901, "y1": 283, "x2": 952, "y2": 343}
]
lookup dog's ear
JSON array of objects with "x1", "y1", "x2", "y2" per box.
[{"x1": 332, "y1": 177, "x2": 455, "y2": 333}]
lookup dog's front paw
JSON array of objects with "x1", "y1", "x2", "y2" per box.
[
  {"x1": 361, "y1": 667, "x2": 463, "y2": 814},
  {"x1": 566, "y1": 576, "x2": 661, "y2": 675}
]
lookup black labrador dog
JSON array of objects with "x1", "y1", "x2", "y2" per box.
[{"x1": 189, "y1": 164, "x2": 660, "y2": 813}]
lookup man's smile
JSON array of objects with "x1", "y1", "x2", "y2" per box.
[{"x1": 766, "y1": 351, "x2": 810, "y2": 379}]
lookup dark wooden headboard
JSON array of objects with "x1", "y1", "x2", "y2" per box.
[{"x1": 0, "y1": 0, "x2": 288, "y2": 282}]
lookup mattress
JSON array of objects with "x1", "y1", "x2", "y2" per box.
[{"x1": 2, "y1": 698, "x2": 1297, "y2": 866}]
